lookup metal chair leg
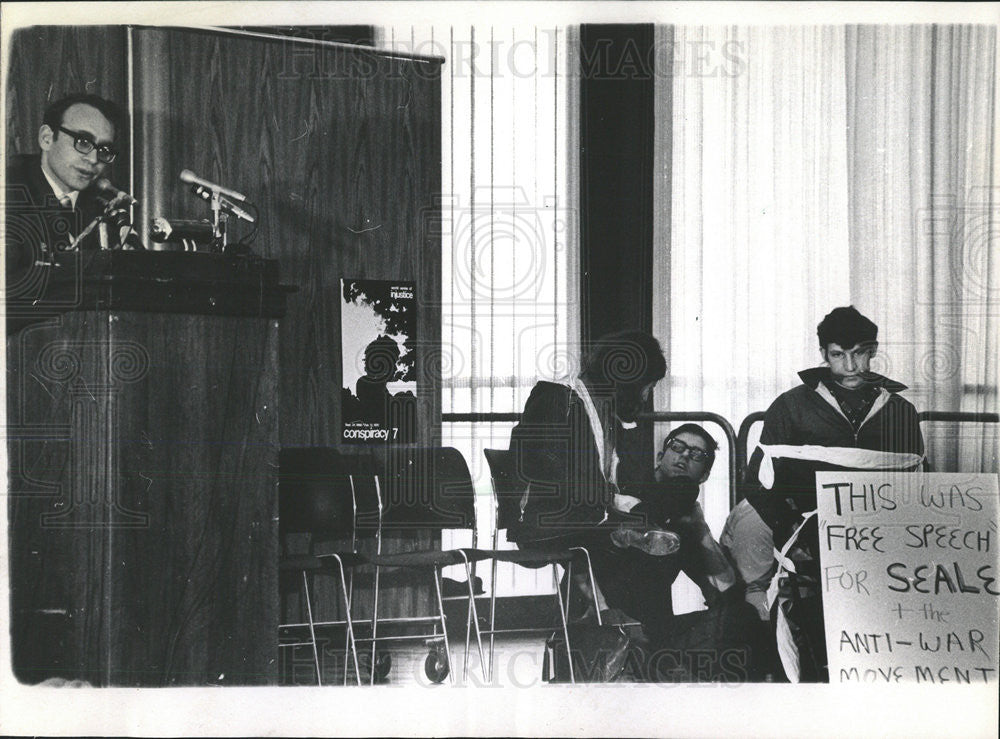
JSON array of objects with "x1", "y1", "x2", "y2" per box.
[
  {"x1": 462, "y1": 557, "x2": 488, "y2": 683},
  {"x1": 565, "y1": 560, "x2": 574, "y2": 621},
  {"x1": 333, "y1": 556, "x2": 362, "y2": 686},
  {"x1": 369, "y1": 563, "x2": 381, "y2": 686},
  {"x1": 301, "y1": 571, "x2": 323, "y2": 686},
  {"x1": 432, "y1": 568, "x2": 456, "y2": 685},
  {"x1": 552, "y1": 564, "x2": 575, "y2": 683},
  {"x1": 344, "y1": 569, "x2": 355, "y2": 686},
  {"x1": 463, "y1": 577, "x2": 472, "y2": 681},
  {"x1": 488, "y1": 555, "x2": 499, "y2": 683}
]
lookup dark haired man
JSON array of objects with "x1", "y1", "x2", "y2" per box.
[
  {"x1": 508, "y1": 330, "x2": 668, "y2": 544},
  {"x1": 506, "y1": 332, "x2": 672, "y2": 637},
  {"x1": 745, "y1": 305, "x2": 925, "y2": 682},
  {"x1": 5, "y1": 93, "x2": 131, "y2": 289}
]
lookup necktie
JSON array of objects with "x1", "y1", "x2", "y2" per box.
[{"x1": 57, "y1": 195, "x2": 79, "y2": 250}]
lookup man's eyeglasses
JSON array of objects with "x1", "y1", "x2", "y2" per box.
[
  {"x1": 664, "y1": 438, "x2": 710, "y2": 463},
  {"x1": 56, "y1": 126, "x2": 117, "y2": 164}
]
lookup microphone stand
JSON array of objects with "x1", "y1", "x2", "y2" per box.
[
  {"x1": 193, "y1": 185, "x2": 229, "y2": 252},
  {"x1": 67, "y1": 214, "x2": 102, "y2": 251},
  {"x1": 68, "y1": 195, "x2": 139, "y2": 251},
  {"x1": 189, "y1": 181, "x2": 254, "y2": 253},
  {"x1": 208, "y1": 188, "x2": 227, "y2": 250}
]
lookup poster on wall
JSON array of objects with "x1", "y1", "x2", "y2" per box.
[
  {"x1": 340, "y1": 278, "x2": 417, "y2": 444},
  {"x1": 815, "y1": 471, "x2": 1000, "y2": 685}
]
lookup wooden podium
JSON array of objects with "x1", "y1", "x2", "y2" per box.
[{"x1": 5, "y1": 251, "x2": 291, "y2": 685}]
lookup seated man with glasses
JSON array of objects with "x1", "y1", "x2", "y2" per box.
[
  {"x1": 598, "y1": 424, "x2": 760, "y2": 680},
  {"x1": 615, "y1": 424, "x2": 725, "y2": 550},
  {"x1": 5, "y1": 93, "x2": 128, "y2": 286},
  {"x1": 610, "y1": 424, "x2": 736, "y2": 612}
]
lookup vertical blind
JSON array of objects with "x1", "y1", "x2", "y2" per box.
[{"x1": 379, "y1": 25, "x2": 579, "y2": 595}]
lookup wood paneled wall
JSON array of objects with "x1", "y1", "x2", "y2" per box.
[
  {"x1": 130, "y1": 27, "x2": 443, "y2": 450},
  {"x1": 130, "y1": 28, "x2": 444, "y2": 624}
]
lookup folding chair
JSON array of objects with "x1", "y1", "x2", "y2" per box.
[
  {"x1": 364, "y1": 446, "x2": 490, "y2": 684},
  {"x1": 481, "y1": 448, "x2": 603, "y2": 684},
  {"x1": 277, "y1": 448, "x2": 377, "y2": 686}
]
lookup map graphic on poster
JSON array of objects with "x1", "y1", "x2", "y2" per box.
[
  {"x1": 816, "y1": 471, "x2": 999, "y2": 684},
  {"x1": 340, "y1": 278, "x2": 417, "y2": 444}
]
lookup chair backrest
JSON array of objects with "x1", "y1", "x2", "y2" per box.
[
  {"x1": 378, "y1": 446, "x2": 476, "y2": 531},
  {"x1": 483, "y1": 448, "x2": 526, "y2": 532},
  {"x1": 279, "y1": 447, "x2": 354, "y2": 537},
  {"x1": 278, "y1": 448, "x2": 379, "y2": 537},
  {"x1": 736, "y1": 411, "x2": 766, "y2": 486},
  {"x1": 337, "y1": 451, "x2": 382, "y2": 535}
]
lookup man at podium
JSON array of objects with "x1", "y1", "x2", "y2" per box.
[{"x1": 4, "y1": 93, "x2": 129, "y2": 288}]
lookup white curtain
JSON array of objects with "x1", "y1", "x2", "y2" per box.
[
  {"x1": 655, "y1": 24, "x2": 997, "y2": 612},
  {"x1": 656, "y1": 26, "x2": 852, "y2": 611},
  {"x1": 846, "y1": 25, "x2": 998, "y2": 472},
  {"x1": 379, "y1": 26, "x2": 580, "y2": 595}
]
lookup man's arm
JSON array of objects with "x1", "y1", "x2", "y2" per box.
[
  {"x1": 743, "y1": 393, "x2": 810, "y2": 549},
  {"x1": 620, "y1": 475, "x2": 701, "y2": 526},
  {"x1": 678, "y1": 502, "x2": 737, "y2": 599}
]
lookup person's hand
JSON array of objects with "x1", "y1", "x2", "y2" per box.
[
  {"x1": 674, "y1": 501, "x2": 709, "y2": 531},
  {"x1": 611, "y1": 493, "x2": 642, "y2": 513}
]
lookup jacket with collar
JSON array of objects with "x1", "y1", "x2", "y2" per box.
[
  {"x1": 745, "y1": 366, "x2": 924, "y2": 547},
  {"x1": 754, "y1": 367, "x2": 923, "y2": 455},
  {"x1": 5, "y1": 153, "x2": 110, "y2": 260}
]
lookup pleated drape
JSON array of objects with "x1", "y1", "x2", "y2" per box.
[{"x1": 846, "y1": 24, "x2": 998, "y2": 472}]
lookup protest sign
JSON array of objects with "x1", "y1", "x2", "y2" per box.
[{"x1": 816, "y1": 472, "x2": 999, "y2": 684}]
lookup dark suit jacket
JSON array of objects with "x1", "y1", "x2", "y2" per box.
[
  {"x1": 4, "y1": 153, "x2": 125, "y2": 310},
  {"x1": 4, "y1": 153, "x2": 112, "y2": 262}
]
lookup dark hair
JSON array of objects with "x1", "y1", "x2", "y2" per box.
[
  {"x1": 817, "y1": 306, "x2": 878, "y2": 349},
  {"x1": 580, "y1": 331, "x2": 666, "y2": 388},
  {"x1": 663, "y1": 423, "x2": 718, "y2": 473},
  {"x1": 42, "y1": 94, "x2": 122, "y2": 137}
]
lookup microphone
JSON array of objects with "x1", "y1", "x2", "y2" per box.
[
  {"x1": 188, "y1": 184, "x2": 255, "y2": 224},
  {"x1": 150, "y1": 217, "x2": 216, "y2": 244},
  {"x1": 179, "y1": 169, "x2": 247, "y2": 202},
  {"x1": 95, "y1": 178, "x2": 138, "y2": 206},
  {"x1": 220, "y1": 199, "x2": 256, "y2": 224}
]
